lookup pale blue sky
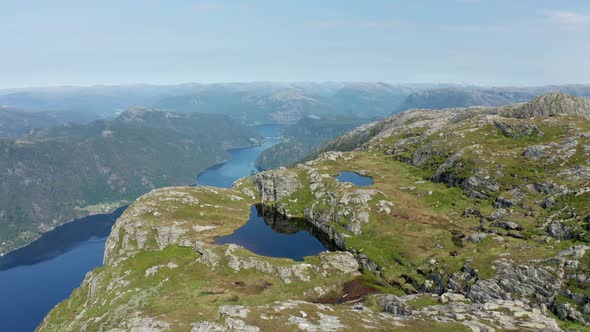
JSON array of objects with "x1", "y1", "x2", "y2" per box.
[{"x1": 1, "y1": 0, "x2": 589, "y2": 88}]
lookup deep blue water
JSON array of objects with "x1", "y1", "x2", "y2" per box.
[
  {"x1": 0, "y1": 124, "x2": 283, "y2": 331},
  {"x1": 216, "y1": 205, "x2": 327, "y2": 261},
  {"x1": 335, "y1": 171, "x2": 374, "y2": 186},
  {"x1": 0, "y1": 207, "x2": 124, "y2": 332},
  {"x1": 196, "y1": 124, "x2": 282, "y2": 188}
]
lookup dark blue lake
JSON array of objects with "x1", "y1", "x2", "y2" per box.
[
  {"x1": 216, "y1": 205, "x2": 328, "y2": 261},
  {"x1": 0, "y1": 208, "x2": 124, "y2": 332},
  {"x1": 0, "y1": 124, "x2": 283, "y2": 331},
  {"x1": 335, "y1": 171, "x2": 374, "y2": 186}
]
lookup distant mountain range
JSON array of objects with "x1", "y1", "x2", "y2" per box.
[
  {"x1": 0, "y1": 109, "x2": 259, "y2": 254},
  {"x1": 152, "y1": 82, "x2": 419, "y2": 124},
  {"x1": 0, "y1": 106, "x2": 100, "y2": 139},
  {"x1": 396, "y1": 85, "x2": 590, "y2": 112},
  {"x1": 3, "y1": 83, "x2": 589, "y2": 130},
  {"x1": 252, "y1": 84, "x2": 590, "y2": 169}
]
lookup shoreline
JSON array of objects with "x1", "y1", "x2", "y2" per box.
[
  {"x1": 0, "y1": 204, "x2": 126, "y2": 259},
  {"x1": 196, "y1": 131, "x2": 284, "y2": 183},
  {"x1": 2, "y1": 129, "x2": 281, "y2": 258}
]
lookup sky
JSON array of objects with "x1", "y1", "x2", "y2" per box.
[{"x1": 1, "y1": 0, "x2": 589, "y2": 88}]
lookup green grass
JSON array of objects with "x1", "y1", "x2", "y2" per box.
[
  {"x1": 406, "y1": 295, "x2": 440, "y2": 309},
  {"x1": 40, "y1": 112, "x2": 590, "y2": 331}
]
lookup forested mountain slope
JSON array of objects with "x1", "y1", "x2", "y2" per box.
[{"x1": 0, "y1": 109, "x2": 259, "y2": 254}]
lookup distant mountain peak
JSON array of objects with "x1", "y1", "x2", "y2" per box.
[{"x1": 502, "y1": 92, "x2": 590, "y2": 119}]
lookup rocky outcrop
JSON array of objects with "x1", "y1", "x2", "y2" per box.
[
  {"x1": 501, "y1": 92, "x2": 590, "y2": 119},
  {"x1": 252, "y1": 157, "x2": 385, "y2": 275},
  {"x1": 559, "y1": 165, "x2": 590, "y2": 181},
  {"x1": 494, "y1": 119, "x2": 544, "y2": 137},
  {"x1": 225, "y1": 244, "x2": 361, "y2": 284},
  {"x1": 378, "y1": 295, "x2": 413, "y2": 316},
  {"x1": 378, "y1": 293, "x2": 561, "y2": 331},
  {"x1": 467, "y1": 262, "x2": 561, "y2": 304},
  {"x1": 523, "y1": 135, "x2": 581, "y2": 163},
  {"x1": 253, "y1": 169, "x2": 301, "y2": 207}
]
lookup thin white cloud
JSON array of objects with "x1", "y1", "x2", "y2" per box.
[{"x1": 547, "y1": 11, "x2": 590, "y2": 27}]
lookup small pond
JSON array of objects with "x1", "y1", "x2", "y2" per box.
[
  {"x1": 215, "y1": 205, "x2": 328, "y2": 261},
  {"x1": 335, "y1": 171, "x2": 374, "y2": 186}
]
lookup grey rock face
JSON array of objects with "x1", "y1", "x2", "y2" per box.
[
  {"x1": 414, "y1": 297, "x2": 561, "y2": 331},
  {"x1": 467, "y1": 233, "x2": 488, "y2": 243},
  {"x1": 494, "y1": 120, "x2": 544, "y2": 138},
  {"x1": 318, "y1": 251, "x2": 360, "y2": 274},
  {"x1": 547, "y1": 221, "x2": 575, "y2": 240},
  {"x1": 468, "y1": 262, "x2": 560, "y2": 303},
  {"x1": 432, "y1": 153, "x2": 463, "y2": 184},
  {"x1": 432, "y1": 154, "x2": 501, "y2": 199},
  {"x1": 523, "y1": 135, "x2": 580, "y2": 162},
  {"x1": 494, "y1": 196, "x2": 520, "y2": 208},
  {"x1": 412, "y1": 141, "x2": 447, "y2": 167},
  {"x1": 533, "y1": 182, "x2": 570, "y2": 196},
  {"x1": 523, "y1": 145, "x2": 549, "y2": 161},
  {"x1": 378, "y1": 295, "x2": 413, "y2": 316},
  {"x1": 501, "y1": 92, "x2": 590, "y2": 119},
  {"x1": 553, "y1": 303, "x2": 586, "y2": 324},
  {"x1": 254, "y1": 169, "x2": 301, "y2": 205},
  {"x1": 486, "y1": 209, "x2": 508, "y2": 221},
  {"x1": 460, "y1": 175, "x2": 500, "y2": 199},
  {"x1": 462, "y1": 207, "x2": 482, "y2": 218},
  {"x1": 492, "y1": 220, "x2": 522, "y2": 231},
  {"x1": 559, "y1": 165, "x2": 590, "y2": 181}
]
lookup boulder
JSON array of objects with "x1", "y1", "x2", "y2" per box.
[
  {"x1": 547, "y1": 221, "x2": 575, "y2": 240},
  {"x1": 494, "y1": 120, "x2": 544, "y2": 138},
  {"x1": 462, "y1": 207, "x2": 482, "y2": 218},
  {"x1": 492, "y1": 220, "x2": 522, "y2": 231},
  {"x1": 467, "y1": 233, "x2": 488, "y2": 243},
  {"x1": 494, "y1": 196, "x2": 520, "y2": 208},
  {"x1": 553, "y1": 303, "x2": 586, "y2": 324},
  {"x1": 378, "y1": 295, "x2": 413, "y2": 316}
]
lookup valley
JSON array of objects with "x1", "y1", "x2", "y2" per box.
[
  {"x1": 0, "y1": 124, "x2": 280, "y2": 332},
  {"x1": 0, "y1": 108, "x2": 260, "y2": 254}
]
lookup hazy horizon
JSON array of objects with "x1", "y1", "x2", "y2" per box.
[{"x1": 2, "y1": 80, "x2": 590, "y2": 92}]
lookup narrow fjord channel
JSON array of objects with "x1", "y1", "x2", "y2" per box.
[{"x1": 0, "y1": 124, "x2": 282, "y2": 332}]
